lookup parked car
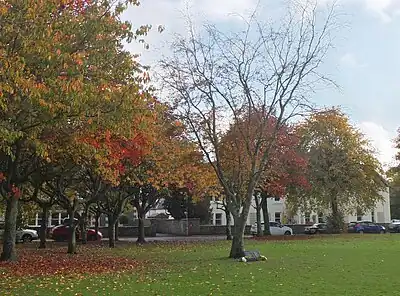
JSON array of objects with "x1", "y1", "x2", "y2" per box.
[
  {"x1": 0, "y1": 224, "x2": 38, "y2": 243},
  {"x1": 251, "y1": 222, "x2": 293, "y2": 235},
  {"x1": 49, "y1": 225, "x2": 102, "y2": 241},
  {"x1": 388, "y1": 221, "x2": 400, "y2": 233},
  {"x1": 304, "y1": 223, "x2": 328, "y2": 235},
  {"x1": 347, "y1": 221, "x2": 386, "y2": 234}
]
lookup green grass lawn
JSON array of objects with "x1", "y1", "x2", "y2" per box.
[{"x1": 2, "y1": 235, "x2": 400, "y2": 295}]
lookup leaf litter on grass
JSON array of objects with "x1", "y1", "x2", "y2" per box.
[{"x1": 0, "y1": 245, "x2": 145, "y2": 278}]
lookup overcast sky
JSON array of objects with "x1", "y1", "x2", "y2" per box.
[{"x1": 122, "y1": 0, "x2": 400, "y2": 168}]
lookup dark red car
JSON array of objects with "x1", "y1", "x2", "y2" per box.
[{"x1": 50, "y1": 225, "x2": 103, "y2": 242}]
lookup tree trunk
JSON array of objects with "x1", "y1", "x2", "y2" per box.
[
  {"x1": 137, "y1": 211, "x2": 146, "y2": 244},
  {"x1": 261, "y1": 195, "x2": 271, "y2": 236},
  {"x1": 114, "y1": 219, "x2": 119, "y2": 242},
  {"x1": 108, "y1": 215, "x2": 116, "y2": 248},
  {"x1": 229, "y1": 215, "x2": 246, "y2": 258},
  {"x1": 224, "y1": 208, "x2": 232, "y2": 240},
  {"x1": 330, "y1": 195, "x2": 341, "y2": 233},
  {"x1": 39, "y1": 206, "x2": 48, "y2": 249},
  {"x1": 80, "y1": 216, "x2": 87, "y2": 245},
  {"x1": 1, "y1": 197, "x2": 19, "y2": 261},
  {"x1": 255, "y1": 196, "x2": 262, "y2": 236},
  {"x1": 67, "y1": 208, "x2": 77, "y2": 254}
]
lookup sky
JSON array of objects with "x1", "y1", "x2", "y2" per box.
[{"x1": 122, "y1": 0, "x2": 400, "y2": 168}]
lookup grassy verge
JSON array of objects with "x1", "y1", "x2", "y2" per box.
[{"x1": 1, "y1": 235, "x2": 400, "y2": 295}]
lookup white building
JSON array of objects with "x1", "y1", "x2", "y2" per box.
[
  {"x1": 209, "y1": 188, "x2": 391, "y2": 226},
  {"x1": 210, "y1": 197, "x2": 286, "y2": 226},
  {"x1": 26, "y1": 200, "x2": 172, "y2": 228}
]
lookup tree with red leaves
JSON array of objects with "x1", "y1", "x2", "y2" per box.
[
  {"x1": 255, "y1": 125, "x2": 310, "y2": 236},
  {"x1": 0, "y1": 0, "x2": 153, "y2": 260},
  {"x1": 126, "y1": 109, "x2": 218, "y2": 244},
  {"x1": 220, "y1": 112, "x2": 310, "y2": 237}
]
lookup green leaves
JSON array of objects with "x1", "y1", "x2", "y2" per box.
[{"x1": 292, "y1": 108, "x2": 386, "y2": 215}]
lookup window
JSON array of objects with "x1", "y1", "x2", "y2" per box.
[
  {"x1": 305, "y1": 213, "x2": 310, "y2": 224},
  {"x1": 215, "y1": 213, "x2": 222, "y2": 225},
  {"x1": 61, "y1": 212, "x2": 68, "y2": 224},
  {"x1": 51, "y1": 212, "x2": 60, "y2": 226},
  {"x1": 274, "y1": 212, "x2": 281, "y2": 223},
  {"x1": 371, "y1": 211, "x2": 375, "y2": 222},
  {"x1": 269, "y1": 222, "x2": 279, "y2": 227},
  {"x1": 88, "y1": 215, "x2": 95, "y2": 227},
  {"x1": 356, "y1": 209, "x2": 363, "y2": 221},
  {"x1": 274, "y1": 197, "x2": 280, "y2": 202},
  {"x1": 318, "y1": 213, "x2": 324, "y2": 223}
]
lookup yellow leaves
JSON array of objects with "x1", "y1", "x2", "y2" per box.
[
  {"x1": 0, "y1": 5, "x2": 8, "y2": 16},
  {"x1": 69, "y1": 79, "x2": 83, "y2": 92},
  {"x1": 66, "y1": 189, "x2": 77, "y2": 201},
  {"x1": 60, "y1": 79, "x2": 83, "y2": 93}
]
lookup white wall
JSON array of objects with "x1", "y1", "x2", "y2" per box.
[
  {"x1": 209, "y1": 197, "x2": 286, "y2": 226},
  {"x1": 209, "y1": 187, "x2": 391, "y2": 226}
]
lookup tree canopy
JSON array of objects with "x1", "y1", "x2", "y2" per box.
[{"x1": 287, "y1": 108, "x2": 386, "y2": 229}]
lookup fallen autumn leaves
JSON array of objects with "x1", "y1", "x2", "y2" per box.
[{"x1": 0, "y1": 245, "x2": 143, "y2": 278}]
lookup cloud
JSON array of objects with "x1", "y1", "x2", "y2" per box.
[
  {"x1": 122, "y1": 0, "x2": 258, "y2": 65},
  {"x1": 340, "y1": 53, "x2": 367, "y2": 68},
  {"x1": 363, "y1": 0, "x2": 400, "y2": 23},
  {"x1": 298, "y1": 0, "x2": 400, "y2": 22},
  {"x1": 357, "y1": 121, "x2": 397, "y2": 168},
  {"x1": 189, "y1": 0, "x2": 258, "y2": 20}
]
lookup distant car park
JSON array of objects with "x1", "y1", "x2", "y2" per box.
[
  {"x1": 304, "y1": 223, "x2": 328, "y2": 235},
  {"x1": 348, "y1": 221, "x2": 386, "y2": 234},
  {"x1": 251, "y1": 222, "x2": 293, "y2": 235}
]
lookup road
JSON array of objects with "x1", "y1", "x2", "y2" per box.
[{"x1": 106, "y1": 234, "x2": 252, "y2": 243}]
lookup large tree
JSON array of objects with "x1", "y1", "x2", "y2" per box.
[
  {"x1": 129, "y1": 108, "x2": 217, "y2": 243},
  {"x1": 288, "y1": 108, "x2": 386, "y2": 232},
  {"x1": 220, "y1": 112, "x2": 309, "y2": 237},
  {"x1": 389, "y1": 131, "x2": 400, "y2": 218},
  {"x1": 387, "y1": 167, "x2": 400, "y2": 219},
  {"x1": 0, "y1": 0, "x2": 152, "y2": 261},
  {"x1": 159, "y1": 2, "x2": 338, "y2": 257}
]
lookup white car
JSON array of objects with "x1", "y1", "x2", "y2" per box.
[
  {"x1": 0, "y1": 224, "x2": 39, "y2": 243},
  {"x1": 251, "y1": 221, "x2": 293, "y2": 235}
]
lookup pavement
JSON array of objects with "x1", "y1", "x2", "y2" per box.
[{"x1": 104, "y1": 234, "x2": 253, "y2": 243}]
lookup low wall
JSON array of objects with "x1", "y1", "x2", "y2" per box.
[
  {"x1": 151, "y1": 218, "x2": 201, "y2": 236},
  {"x1": 99, "y1": 225, "x2": 156, "y2": 238},
  {"x1": 29, "y1": 220, "x2": 157, "y2": 238}
]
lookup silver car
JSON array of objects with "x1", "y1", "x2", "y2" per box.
[
  {"x1": 251, "y1": 221, "x2": 293, "y2": 235},
  {"x1": 0, "y1": 224, "x2": 39, "y2": 243}
]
